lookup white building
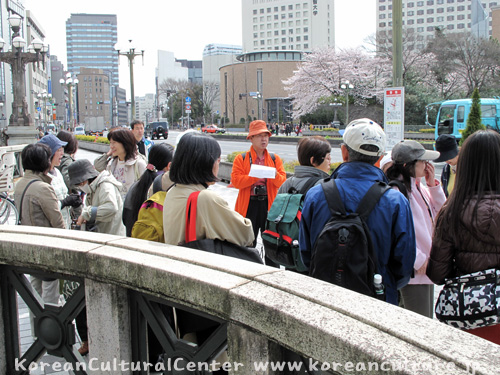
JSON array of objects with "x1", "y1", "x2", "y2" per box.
[
  {"x1": 241, "y1": 0, "x2": 335, "y2": 53},
  {"x1": 377, "y1": 0, "x2": 495, "y2": 50},
  {"x1": 156, "y1": 50, "x2": 188, "y2": 85},
  {"x1": 135, "y1": 93, "x2": 155, "y2": 124},
  {"x1": 202, "y1": 44, "x2": 242, "y2": 120}
]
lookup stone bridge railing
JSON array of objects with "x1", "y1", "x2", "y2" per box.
[{"x1": 0, "y1": 225, "x2": 499, "y2": 375}]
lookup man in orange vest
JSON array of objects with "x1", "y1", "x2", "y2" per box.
[{"x1": 231, "y1": 120, "x2": 287, "y2": 265}]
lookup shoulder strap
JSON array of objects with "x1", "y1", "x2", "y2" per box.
[
  {"x1": 321, "y1": 178, "x2": 347, "y2": 216},
  {"x1": 185, "y1": 191, "x2": 201, "y2": 243},
  {"x1": 356, "y1": 181, "x2": 390, "y2": 221},
  {"x1": 299, "y1": 176, "x2": 322, "y2": 195},
  {"x1": 243, "y1": 151, "x2": 276, "y2": 166},
  {"x1": 18, "y1": 179, "x2": 38, "y2": 224}
]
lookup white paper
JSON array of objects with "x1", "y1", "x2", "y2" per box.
[{"x1": 249, "y1": 164, "x2": 276, "y2": 179}]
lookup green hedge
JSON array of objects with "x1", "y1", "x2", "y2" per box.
[
  {"x1": 418, "y1": 128, "x2": 435, "y2": 133},
  {"x1": 76, "y1": 135, "x2": 109, "y2": 144}
]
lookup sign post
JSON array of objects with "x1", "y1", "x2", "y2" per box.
[
  {"x1": 185, "y1": 96, "x2": 191, "y2": 128},
  {"x1": 384, "y1": 88, "x2": 405, "y2": 151}
]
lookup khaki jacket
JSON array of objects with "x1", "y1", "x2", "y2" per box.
[
  {"x1": 163, "y1": 184, "x2": 254, "y2": 247},
  {"x1": 14, "y1": 170, "x2": 65, "y2": 229}
]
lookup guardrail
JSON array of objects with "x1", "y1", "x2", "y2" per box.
[{"x1": 0, "y1": 225, "x2": 498, "y2": 375}]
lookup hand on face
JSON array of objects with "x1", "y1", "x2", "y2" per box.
[{"x1": 424, "y1": 161, "x2": 436, "y2": 186}]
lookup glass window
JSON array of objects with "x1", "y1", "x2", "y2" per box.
[
  {"x1": 457, "y1": 106, "x2": 465, "y2": 122},
  {"x1": 289, "y1": 4, "x2": 293, "y2": 10},
  {"x1": 427, "y1": 8, "x2": 434, "y2": 13},
  {"x1": 428, "y1": 17, "x2": 434, "y2": 22},
  {"x1": 253, "y1": 10, "x2": 257, "y2": 15},
  {"x1": 417, "y1": 10, "x2": 424, "y2": 15},
  {"x1": 481, "y1": 105, "x2": 497, "y2": 117}
]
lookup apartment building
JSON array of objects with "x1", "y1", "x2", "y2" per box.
[
  {"x1": 242, "y1": 0, "x2": 335, "y2": 52},
  {"x1": 377, "y1": 0, "x2": 496, "y2": 50}
]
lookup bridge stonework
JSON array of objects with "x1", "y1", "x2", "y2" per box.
[{"x1": 0, "y1": 225, "x2": 499, "y2": 375}]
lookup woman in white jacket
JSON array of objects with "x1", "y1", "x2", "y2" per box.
[
  {"x1": 385, "y1": 140, "x2": 446, "y2": 318},
  {"x1": 94, "y1": 127, "x2": 147, "y2": 200}
]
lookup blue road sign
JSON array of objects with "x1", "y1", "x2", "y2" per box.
[
  {"x1": 185, "y1": 96, "x2": 191, "y2": 103},
  {"x1": 37, "y1": 107, "x2": 41, "y2": 112}
]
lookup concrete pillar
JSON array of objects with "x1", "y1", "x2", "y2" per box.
[
  {"x1": 0, "y1": 288, "x2": 6, "y2": 375},
  {"x1": 85, "y1": 279, "x2": 131, "y2": 375},
  {"x1": 227, "y1": 323, "x2": 282, "y2": 375}
]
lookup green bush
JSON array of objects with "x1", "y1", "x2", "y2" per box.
[
  {"x1": 418, "y1": 128, "x2": 435, "y2": 133},
  {"x1": 226, "y1": 151, "x2": 246, "y2": 163},
  {"x1": 76, "y1": 135, "x2": 109, "y2": 144}
]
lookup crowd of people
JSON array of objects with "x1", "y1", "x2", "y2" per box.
[{"x1": 12, "y1": 118, "x2": 500, "y2": 360}]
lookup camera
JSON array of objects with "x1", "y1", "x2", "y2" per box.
[{"x1": 253, "y1": 185, "x2": 267, "y2": 196}]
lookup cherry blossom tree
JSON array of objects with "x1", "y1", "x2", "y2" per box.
[{"x1": 283, "y1": 48, "x2": 391, "y2": 118}]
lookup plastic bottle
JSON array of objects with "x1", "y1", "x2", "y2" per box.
[{"x1": 373, "y1": 274, "x2": 385, "y2": 300}]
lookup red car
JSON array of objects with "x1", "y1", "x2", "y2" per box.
[{"x1": 201, "y1": 125, "x2": 226, "y2": 134}]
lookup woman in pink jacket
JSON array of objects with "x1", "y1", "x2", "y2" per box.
[{"x1": 385, "y1": 140, "x2": 446, "y2": 318}]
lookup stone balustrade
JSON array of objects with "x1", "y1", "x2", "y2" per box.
[{"x1": 1, "y1": 225, "x2": 498, "y2": 375}]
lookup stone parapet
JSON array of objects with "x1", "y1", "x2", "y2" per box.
[{"x1": 1, "y1": 225, "x2": 498, "y2": 375}]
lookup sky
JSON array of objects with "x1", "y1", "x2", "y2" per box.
[{"x1": 23, "y1": 0, "x2": 375, "y2": 98}]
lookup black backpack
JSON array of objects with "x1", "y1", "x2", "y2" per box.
[{"x1": 309, "y1": 179, "x2": 390, "y2": 297}]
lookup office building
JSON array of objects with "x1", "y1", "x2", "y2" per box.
[
  {"x1": 66, "y1": 14, "x2": 118, "y2": 86},
  {"x1": 220, "y1": 50, "x2": 302, "y2": 125},
  {"x1": 76, "y1": 67, "x2": 113, "y2": 128},
  {"x1": 241, "y1": 0, "x2": 335, "y2": 52},
  {"x1": 50, "y1": 56, "x2": 66, "y2": 126},
  {"x1": 135, "y1": 93, "x2": 155, "y2": 123},
  {"x1": 377, "y1": 0, "x2": 496, "y2": 50}
]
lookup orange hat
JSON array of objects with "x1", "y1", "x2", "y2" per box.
[{"x1": 247, "y1": 120, "x2": 272, "y2": 139}]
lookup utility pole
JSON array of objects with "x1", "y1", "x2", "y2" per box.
[
  {"x1": 117, "y1": 40, "x2": 144, "y2": 120},
  {"x1": 392, "y1": 0, "x2": 403, "y2": 87}
]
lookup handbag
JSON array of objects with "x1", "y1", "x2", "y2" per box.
[
  {"x1": 435, "y1": 268, "x2": 500, "y2": 330},
  {"x1": 179, "y1": 191, "x2": 263, "y2": 265}
]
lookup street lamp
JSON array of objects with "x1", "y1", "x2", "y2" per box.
[
  {"x1": 340, "y1": 80, "x2": 354, "y2": 125},
  {"x1": 117, "y1": 40, "x2": 144, "y2": 120},
  {"x1": 329, "y1": 98, "x2": 342, "y2": 127},
  {"x1": 59, "y1": 73, "x2": 79, "y2": 130},
  {"x1": 37, "y1": 91, "x2": 52, "y2": 129},
  {"x1": 0, "y1": 13, "x2": 48, "y2": 145}
]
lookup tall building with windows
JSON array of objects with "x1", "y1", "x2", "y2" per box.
[
  {"x1": 242, "y1": 0, "x2": 335, "y2": 53},
  {"x1": 66, "y1": 14, "x2": 118, "y2": 86},
  {"x1": 377, "y1": 0, "x2": 496, "y2": 50}
]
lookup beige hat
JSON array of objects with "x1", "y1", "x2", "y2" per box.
[{"x1": 343, "y1": 118, "x2": 386, "y2": 157}]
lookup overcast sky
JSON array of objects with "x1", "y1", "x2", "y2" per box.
[{"x1": 23, "y1": 0, "x2": 375, "y2": 98}]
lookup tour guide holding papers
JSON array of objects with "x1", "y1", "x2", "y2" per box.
[{"x1": 231, "y1": 120, "x2": 287, "y2": 264}]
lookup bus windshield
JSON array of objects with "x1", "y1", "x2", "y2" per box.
[{"x1": 425, "y1": 103, "x2": 441, "y2": 127}]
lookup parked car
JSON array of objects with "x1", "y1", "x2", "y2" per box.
[
  {"x1": 148, "y1": 121, "x2": 169, "y2": 140},
  {"x1": 152, "y1": 126, "x2": 167, "y2": 140},
  {"x1": 201, "y1": 124, "x2": 226, "y2": 134},
  {"x1": 74, "y1": 126, "x2": 85, "y2": 135}
]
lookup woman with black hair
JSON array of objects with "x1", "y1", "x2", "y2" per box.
[
  {"x1": 278, "y1": 136, "x2": 331, "y2": 194},
  {"x1": 163, "y1": 132, "x2": 254, "y2": 248},
  {"x1": 14, "y1": 143, "x2": 65, "y2": 307},
  {"x1": 123, "y1": 143, "x2": 174, "y2": 236},
  {"x1": 94, "y1": 127, "x2": 147, "y2": 199},
  {"x1": 428, "y1": 130, "x2": 500, "y2": 345},
  {"x1": 385, "y1": 140, "x2": 446, "y2": 319}
]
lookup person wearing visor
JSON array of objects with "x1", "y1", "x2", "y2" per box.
[
  {"x1": 386, "y1": 140, "x2": 446, "y2": 318},
  {"x1": 231, "y1": 120, "x2": 287, "y2": 263}
]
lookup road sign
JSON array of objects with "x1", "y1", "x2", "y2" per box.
[
  {"x1": 37, "y1": 107, "x2": 41, "y2": 112},
  {"x1": 186, "y1": 110, "x2": 192, "y2": 114},
  {"x1": 185, "y1": 96, "x2": 191, "y2": 103},
  {"x1": 185, "y1": 104, "x2": 191, "y2": 111},
  {"x1": 249, "y1": 92, "x2": 257, "y2": 97}
]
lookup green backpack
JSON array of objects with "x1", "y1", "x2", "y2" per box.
[
  {"x1": 262, "y1": 176, "x2": 321, "y2": 272},
  {"x1": 131, "y1": 191, "x2": 166, "y2": 242}
]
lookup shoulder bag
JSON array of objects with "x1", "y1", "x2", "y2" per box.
[
  {"x1": 179, "y1": 191, "x2": 263, "y2": 264},
  {"x1": 435, "y1": 268, "x2": 500, "y2": 330}
]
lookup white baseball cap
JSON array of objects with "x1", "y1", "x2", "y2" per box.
[{"x1": 343, "y1": 118, "x2": 386, "y2": 157}]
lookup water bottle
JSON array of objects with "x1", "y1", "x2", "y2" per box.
[{"x1": 373, "y1": 274, "x2": 385, "y2": 301}]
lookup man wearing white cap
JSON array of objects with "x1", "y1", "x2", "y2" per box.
[{"x1": 300, "y1": 119, "x2": 416, "y2": 305}]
